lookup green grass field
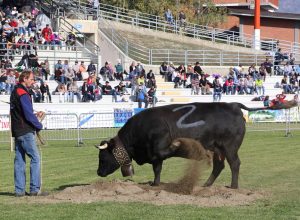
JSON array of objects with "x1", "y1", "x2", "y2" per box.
[{"x1": 0, "y1": 130, "x2": 299, "y2": 220}]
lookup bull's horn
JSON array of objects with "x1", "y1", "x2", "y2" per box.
[{"x1": 95, "y1": 143, "x2": 108, "y2": 150}]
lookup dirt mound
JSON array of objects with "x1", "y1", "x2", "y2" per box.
[{"x1": 29, "y1": 180, "x2": 264, "y2": 207}]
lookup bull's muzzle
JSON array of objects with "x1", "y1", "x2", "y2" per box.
[{"x1": 121, "y1": 164, "x2": 134, "y2": 177}]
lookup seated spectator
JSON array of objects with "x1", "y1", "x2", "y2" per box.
[
  {"x1": 102, "y1": 81, "x2": 114, "y2": 95},
  {"x1": 99, "y1": 61, "x2": 110, "y2": 81},
  {"x1": 72, "y1": 60, "x2": 80, "y2": 80},
  {"x1": 0, "y1": 70, "x2": 7, "y2": 94},
  {"x1": 6, "y1": 69, "x2": 16, "y2": 95},
  {"x1": 16, "y1": 35, "x2": 27, "y2": 53},
  {"x1": 65, "y1": 32, "x2": 76, "y2": 50},
  {"x1": 30, "y1": 82, "x2": 42, "y2": 103},
  {"x1": 289, "y1": 74, "x2": 298, "y2": 93},
  {"x1": 178, "y1": 11, "x2": 186, "y2": 27},
  {"x1": 3, "y1": 19, "x2": 13, "y2": 36},
  {"x1": 79, "y1": 61, "x2": 87, "y2": 80},
  {"x1": 146, "y1": 69, "x2": 156, "y2": 88},
  {"x1": 281, "y1": 75, "x2": 292, "y2": 94},
  {"x1": 160, "y1": 61, "x2": 168, "y2": 81},
  {"x1": 33, "y1": 29, "x2": 44, "y2": 46},
  {"x1": 200, "y1": 74, "x2": 211, "y2": 95},
  {"x1": 147, "y1": 86, "x2": 157, "y2": 107},
  {"x1": 42, "y1": 24, "x2": 52, "y2": 48},
  {"x1": 50, "y1": 32, "x2": 62, "y2": 48},
  {"x1": 136, "y1": 82, "x2": 148, "y2": 108},
  {"x1": 87, "y1": 61, "x2": 96, "y2": 75},
  {"x1": 283, "y1": 62, "x2": 293, "y2": 77},
  {"x1": 224, "y1": 77, "x2": 234, "y2": 95},
  {"x1": 40, "y1": 82, "x2": 52, "y2": 103},
  {"x1": 27, "y1": 19, "x2": 37, "y2": 36},
  {"x1": 263, "y1": 58, "x2": 273, "y2": 76},
  {"x1": 245, "y1": 75, "x2": 255, "y2": 95},
  {"x1": 114, "y1": 60, "x2": 124, "y2": 81},
  {"x1": 113, "y1": 81, "x2": 129, "y2": 102},
  {"x1": 67, "y1": 81, "x2": 81, "y2": 102},
  {"x1": 10, "y1": 17, "x2": 19, "y2": 35},
  {"x1": 11, "y1": 7, "x2": 18, "y2": 18}
]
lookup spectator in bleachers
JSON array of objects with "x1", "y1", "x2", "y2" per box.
[
  {"x1": 295, "y1": 64, "x2": 300, "y2": 75},
  {"x1": 213, "y1": 80, "x2": 222, "y2": 102},
  {"x1": 160, "y1": 61, "x2": 168, "y2": 81},
  {"x1": 200, "y1": 74, "x2": 211, "y2": 95},
  {"x1": 173, "y1": 71, "x2": 182, "y2": 88},
  {"x1": 255, "y1": 76, "x2": 265, "y2": 95},
  {"x1": 3, "y1": 19, "x2": 13, "y2": 36},
  {"x1": 224, "y1": 77, "x2": 234, "y2": 95},
  {"x1": 178, "y1": 11, "x2": 186, "y2": 28},
  {"x1": 40, "y1": 81, "x2": 52, "y2": 103},
  {"x1": 114, "y1": 59, "x2": 124, "y2": 81},
  {"x1": 10, "y1": 17, "x2": 18, "y2": 35},
  {"x1": 40, "y1": 59, "x2": 50, "y2": 81},
  {"x1": 289, "y1": 53, "x2": 295, "y2": 66},
  {"x1": 6, "y1": 69, "x2": 16, "y2": 95},
  {"x1": 129, "y1": 60, "x2": 136, "y2": 73},
  {"x1": 50, "y1": 32, "x2": 63, "y2": 48},
  {"x1": 290, "y1": 74, "x2": 298, "y2": 94},
  {"x1": 67, "y1": 80, "x2": 81, "y2": 102},
  {"x1": 135, "y1": 61, "x2": 144, "y2": 77},
  {"x1": 99, "y1": 61, "x2": 110, "y2": 81},
  {"x1": 164, "y1": 9, "x2": 173, "y2": 25},
  {"x1": 146, "y1": 69, "x2": 156, "y2": 88},
  {"x1": 27, "y1": 19, "x2": 37, "y2": 36},
  {"x1": 65, "y1": 32, "x2": 76, "y2": 50},
  {"x1": 147, "y1": 86, "x2": 157, "y2": 107},
  {"x1": 54, "y1": 60, "x2": 63, "y2": 83},
  {"x1": 28, "y1": 36, "x2": 37, "y2": 54},
  {"x1": 190, "y1": 71, "x2": 200, "y2": 95},
  {"x1": 11, "y1": 7, "x2": 18, "y2": 18},
  {"x1": 245, "y1": 75, "x2": 255, "y2": 95},
  {"x1": 283, "y1": 62, "x2": 293, "y2": 77},
  {"x1": 238, "y1": 75, "x2": 247, "y2": 95},
  {"x1": 79, "y1": 61, "x2": 87, "y2": 80},
  {"x1": 281, "y1": 75, "x2": 292, "y2": 94},
  {"x1": 16, "y1": 34, "x2": 27, "y2": 53},
  {"x1": 194, "y1": 61, "x2": 203, "y2": 75},
  {"x1": 262, "y1": 58, "x2": 273, "y2": 76},
  {"x1": 30, "y1": 81, "x2": 42, "y2": 103},
  {"x1": 113, "y1": 81, "x2": 129, "y2": 102},
  {"x1": 33, "y1": 29, "x2": 43, "y2": 46},
  {"x1": 259, "y1": 63, "x2": 267, "y2": 81},
  {"x1": 102, "y1": 81, "x2": 113, "y2": 95},
  {"x1": 177, "y1": 64, "x2": 186, "y2": 87},
  {"x1": 0, "y1": 32, "x2": 7, "y2": 59},
  {"x1": 87, "y1": 61, "x2": 96, "y2": 75},
  {"x1": 0, "y1": 69, "x2": 7, "y2": 94},
  {"x1": 17, "y1": 16, "x2": 26, "y2": 36},
  {"x1": 42, "y1": 24, "x2": 52, "y2": 48},
  {"x1": 72, "y1": 60, "x2": 80, "y2": 80},
  {"x1": 55, "y1": 83, "x2": 67, "y2": 103},
  {"x1": 167, "y1": 62, "x2": 175, "y2": 82},
  {"x1": 136, "y1": 81, "x2": 148, "y2": 108}
]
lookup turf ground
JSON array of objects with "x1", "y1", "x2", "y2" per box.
[{"x1": 0, "y1": 130, "x2": 299, "y2": 220}]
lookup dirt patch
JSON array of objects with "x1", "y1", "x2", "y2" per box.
[
  {"x1": 26, "y1": 160, "x2": 265, "y2": 207},
  {"x1": 26, "y1": 180, "x2": 265, "y2": 207}
]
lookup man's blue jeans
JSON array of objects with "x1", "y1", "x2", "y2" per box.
[{"x1": 14, "y1": 132, "x2": 40, "y2": 194}]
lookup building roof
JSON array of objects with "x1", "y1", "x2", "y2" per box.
[{"x1": 229, "y1": 8, "x2": 300, "y2": 21}]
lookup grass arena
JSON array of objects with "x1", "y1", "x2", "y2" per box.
[{"x1": 0, "y1": 127, "x2": 299, "y2": 220}]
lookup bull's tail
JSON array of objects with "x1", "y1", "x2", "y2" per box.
[{"x1": 237, "y1": 103, "x2": 267, "y2": 112}]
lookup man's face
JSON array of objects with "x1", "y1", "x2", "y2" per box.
[{"x1": 24, "y1": 73, "x2": 35, "y2": 88}]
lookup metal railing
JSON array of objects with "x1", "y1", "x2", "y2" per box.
[
  {"x1": 98, "y1": 17, "x2": 271, "y2": 66},
  {"x1": 0, "y1": 109, "x2": 299, "y2": 146},
  {"x1": 57, "y1": 0, "x2": 300, "y2": 55}
]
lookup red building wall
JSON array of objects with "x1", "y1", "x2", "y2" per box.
[{"x1": 242, "y1": 17, "x2": 297, "y2": 42}]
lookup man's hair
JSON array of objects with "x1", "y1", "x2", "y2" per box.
[{"x1": 19, "y1": 70, "x2": 33, "y2": 83}]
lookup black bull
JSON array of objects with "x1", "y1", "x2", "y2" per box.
[{"x1": 96, "y1": 102, "x2": 272, "y2": 188}]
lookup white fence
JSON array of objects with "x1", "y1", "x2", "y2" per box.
[{"x1": 1, "y1": 107, "x2": 299, "y2": 146}]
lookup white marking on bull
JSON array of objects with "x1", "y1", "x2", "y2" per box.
[{"x1": 173, "y1": 105, "x2": 205, "y2": 128}]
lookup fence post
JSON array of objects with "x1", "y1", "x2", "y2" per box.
[
  {"x1": 285, "y1": 109, "x2": 292, "y2": 137},
  {"x1": 149, "y1": 49, "x2": 152, "y2": 65}
]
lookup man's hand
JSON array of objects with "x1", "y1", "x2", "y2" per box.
[{"x1": 35, "y1": 111, "x2": 46, "y2": 122}]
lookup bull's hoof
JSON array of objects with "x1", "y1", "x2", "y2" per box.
[
  {"x1": 225, "y1": 185, "x2": 238, "y2": 189},
  {"x1": 149, "y1": 181, "x2": 159, "y2": 186}
]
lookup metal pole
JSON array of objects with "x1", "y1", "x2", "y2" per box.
[{"x1": 254, "y1": 0, "x2": 261, "y2": 50}]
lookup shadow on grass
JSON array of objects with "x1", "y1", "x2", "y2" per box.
[
  {"x1": 55, "y1": 183, "x2": 90, "y2": 191},
  {"x1": 0, "y1": 192, "x2": 15, "y2": 197}
]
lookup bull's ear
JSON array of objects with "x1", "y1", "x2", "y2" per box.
[{"x1": 95, "y1": 143, "x2": 108, "y2": 150}]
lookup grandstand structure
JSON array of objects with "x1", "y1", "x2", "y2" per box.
[{"x1": 0, "y1": 0, "x2": 298, "y2": 111}]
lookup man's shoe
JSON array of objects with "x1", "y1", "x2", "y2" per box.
[
  {"x1": 15, "y1": 192, "x2": 25, "y2": 197},
  {"x1": 29, "y1": 191, "x2": 49, "y2": 196}
]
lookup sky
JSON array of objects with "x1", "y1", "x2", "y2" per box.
[{"x1": 277, "y1": 0, "x2": 300, "y2": 13}]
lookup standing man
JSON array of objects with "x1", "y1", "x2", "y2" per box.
[{"x1": 10, "y1": 70, "x2": 47, "y2": 197}]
